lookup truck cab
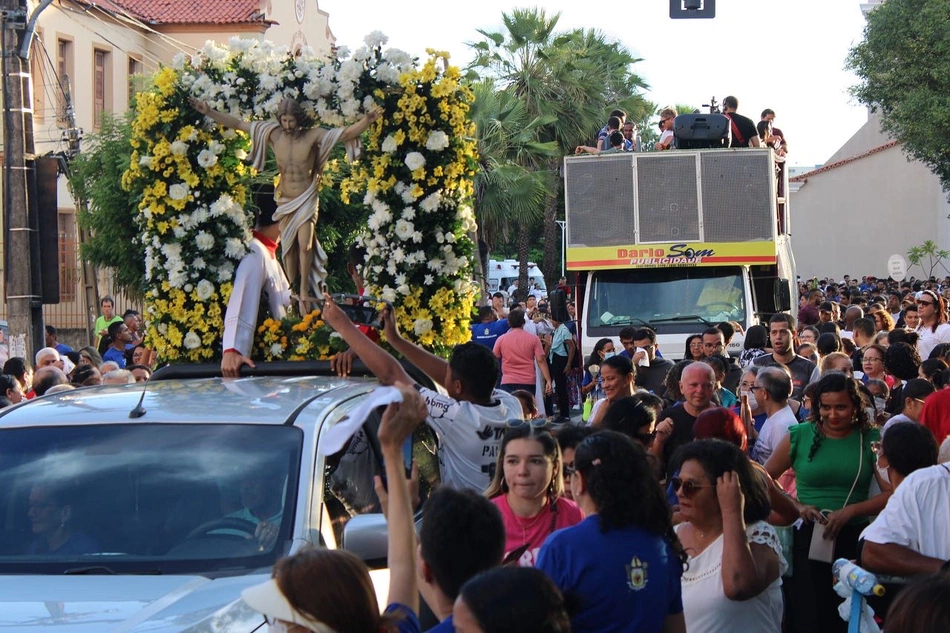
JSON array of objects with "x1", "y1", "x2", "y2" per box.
[{"x1": 564, "y1": 148, "x2": 796, "y2": 359}]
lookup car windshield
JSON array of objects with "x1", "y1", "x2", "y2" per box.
[
  {"x1": 587, "y1": 267, "x2": 747, "y2": 334},
  {"x1": 0, "y1": 423, "x2": 302, "y2": 575}
]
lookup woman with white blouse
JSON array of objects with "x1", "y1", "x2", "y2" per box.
[{"x1": 672, "y1": 439, "x2": 786, "y2": 633}]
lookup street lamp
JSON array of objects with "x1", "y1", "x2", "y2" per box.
[{"x1": 555, "y1": 220, "x2": 566, "y2": 278}]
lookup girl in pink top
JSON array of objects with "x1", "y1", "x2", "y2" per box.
[{"x1": 486, "y1": 426, "x2": 583, "y2": 567}]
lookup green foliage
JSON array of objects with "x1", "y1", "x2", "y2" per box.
[
  {"x1": 907, "y1": 240, "x2": 950, "y2": 278},
  {"x1": 847, "y1": 0, "x2": 950, "y2": 199},
  {"x1": 468, "y1": 7, "x2": 650, "y2": 285},
  {"x1": 68, "y1": 112, "x2": 146, "y2": 297}
]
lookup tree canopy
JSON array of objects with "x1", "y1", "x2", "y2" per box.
[{"x1": 847, "y1": 0, "x2": 950, "y2": 198}]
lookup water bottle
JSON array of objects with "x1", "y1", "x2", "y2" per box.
[{"x1": 833, "y1": 559, "x2": 885, "y2": 597}]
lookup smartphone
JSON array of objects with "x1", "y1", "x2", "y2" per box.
[{"x1": 332, "y1": 294, "x2": 391, "y2": 329}]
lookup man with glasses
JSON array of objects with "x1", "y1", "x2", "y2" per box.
[
  {"x1": 653, "y1": 107, "x2": 676, "y2": 151},
  {"x1": 750, "y1": 367, "x2": 796, "y2": 466},
  {"x1": 752, "y1": 313, "x2": 816, "y2": 400}
]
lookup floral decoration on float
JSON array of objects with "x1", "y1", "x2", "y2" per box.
[{"x1": 123, "y1": 33, "x2": 479, "y2": 362}]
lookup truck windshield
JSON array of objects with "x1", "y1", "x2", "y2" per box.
[
  {"x1": 0, "y1": 423, "x2": 302, "y2": 575},
  {"x1": 586, "y1": 268, "x2": 746, "y2": 333}
]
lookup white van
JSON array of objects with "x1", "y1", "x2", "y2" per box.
[{"x1": 486, "y1": 259, "x2": 547, "y2": 299}]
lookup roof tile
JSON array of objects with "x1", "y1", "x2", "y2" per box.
[
  {"x1": 789, "y1": 140, "x2": 899, "y2": 182},
  {"x1": 104, "y1": 0, "x2": 265, "y2": 25}
]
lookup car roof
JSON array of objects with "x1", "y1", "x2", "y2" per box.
[{"x1": 0, "y1": 375, "x2": 377, "y2": 427}]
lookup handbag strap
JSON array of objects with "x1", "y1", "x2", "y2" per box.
[{"x1": 841, "y1": 430, "x2": 865, "y2": 509}]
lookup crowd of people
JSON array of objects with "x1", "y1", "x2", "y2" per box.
[
  {"x1": 5, "y1": 264, "x2": 950, "y2": 632},
  {"x1": 0, "y1": 295, "x2": 157, "y2": 408},
  {"x1": 239, "y1": 277, "x2": 949, "y2": 633}
]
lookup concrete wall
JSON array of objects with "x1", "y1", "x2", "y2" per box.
[{"x1": 790, "y1": 137, "x2": 950, "y2": 280}]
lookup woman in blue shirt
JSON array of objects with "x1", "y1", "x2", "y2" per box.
[{"x1": 536, "y1": 431, "x2": 687, "y2": 633}]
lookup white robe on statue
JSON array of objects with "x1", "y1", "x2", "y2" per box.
[
  {"x1": 222, "y1": 237, "x2": 292, "y2": 356},
  {"x1": 248, "y1": 121, "x2": 360, "y2": 303}
]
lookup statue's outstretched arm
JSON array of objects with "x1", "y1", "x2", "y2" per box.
[{"x1": 190, "y1": 97, "x2": 252, "y2": 133}]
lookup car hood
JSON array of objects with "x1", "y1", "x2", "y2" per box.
[{"x1": 0, "y1": 574, "x2": 269, "y2": 632}]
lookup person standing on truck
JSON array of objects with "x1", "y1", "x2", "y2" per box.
[
  {"x1": 752, "y1": 314, "x2": 816, "y2": 400},
  {"x1": 654, "y1": 108, "x2": 676, "y2": 151},
  {"x1": 721, "y1": 96, "x2": 760, "y2": 148}
]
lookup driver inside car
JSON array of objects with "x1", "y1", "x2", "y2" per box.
[
  {"x1": 25, "y1": 481, "x2": 99, "y2": 556},
  {"x1": 213, "y1": 464, "x2": 285, "y2": 551}
]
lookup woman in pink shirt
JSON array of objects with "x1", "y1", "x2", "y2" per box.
[
  {"x1": 486, "y1": 426, "x2": 583, "y2": 567},
  {"x1": 493, "y1": 309, "x2": 553, "y2": 396}
]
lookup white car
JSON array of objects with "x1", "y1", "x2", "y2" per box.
[{"x1": 0, "y1": 363, "x2": 440, "y2": 632}]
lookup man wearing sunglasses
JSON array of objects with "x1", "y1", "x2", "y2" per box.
[{"x1": 653, "y1": 107, "x2": 676, "y2": 151}]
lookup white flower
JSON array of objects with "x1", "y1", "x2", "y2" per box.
[
  {"x1": 424, "y1": 274, "x2": 434, "y2": 285},
  {"x1": 381, "y1": 135, "x2": 398, "y2": 154},
  {"x1": 381, "y1": 286, "x2": 397, "y2": 303},
  {"x1": 419, "y1": 191, "x2": 442, "y2": 213},
  {"x1": 217, "y1": 262, "x2": 235, "y2": 282},
  {"x1": 364, "y1": 31, "x2": 389, "y2": 49},
  {"x1": 171, "y1": 52, "x2": 188, "y2": 70},
  {"x1": 209, "y1": 140, "x2": 226, "y2": 155},
  {"x1": 394, "y1": 219, "x2": 415, "y2": 241},
  {"x1": 270, "y1": 343, "x2": 285, "y2": 356},
  {"x1": 225, "y1": 238, "x2": 245, "y2": 259},
  {"x1": 412, "y1": 231, "x2": 423, "y2": 243},
  {"x1": 139, "y1": 155, "x2": 152, "y2": 167},
  {"x1": 184, "y1": 331, "x2": 201, "y2": 349},
  {"x1": 170, "y1": 140, "x2": 188, "y2": 156},
  {"x1": 404, "y1": 152, "x2": 426, "y2": 171},
  {"x1": 401, "y1": 206, "x2": 416, "y2": 220},
  {"x1": 401, "y1": 187, "x2": 417, "y2": 204},
  {"x1": 195, "y1": 231, "x2": 214, "y2": 251},
  {"x1": 397, "y1": 284, "x2": 411, "y2": 295},
  {"x1": 234, "y1": 149, "x2": 248, "y2": 161},
  {"x1": 192, "y1": 257, "x2": 206, "y2": 270},
  {"x1": 425, "y1": 130, "x2": 450, "y2": 151},
  {"x1": 169, "y1": 183, "x2": 189, "y2": 200},
  {"x1": 435, "y1": 232, "x2": 444, "y2": 244},
  {"x1": 197, "y1": 149, "x2": 218, "y2": 168},
  {"x1": 196, "y1": 279, "x2": 215, "y2": 301},
  {"x1": 413, "y1": 318, "x2": 434, "y2": 337}
]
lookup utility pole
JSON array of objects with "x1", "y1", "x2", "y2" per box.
[{"x1": 1, "y1": 0, "x2": 43, "y2": 358}]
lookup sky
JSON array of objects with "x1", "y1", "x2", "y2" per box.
[{"x1": 319, "y1": 0, "x2": 870, "y2": 168}]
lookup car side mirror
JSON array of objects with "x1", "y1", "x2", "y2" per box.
[{"x1": 342, "y1": 514, "x2": 389, "y2": 564}]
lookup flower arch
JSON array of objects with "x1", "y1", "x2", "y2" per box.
[{"x1": 123, "y1": 33, "x2": 479, "y2": 362}]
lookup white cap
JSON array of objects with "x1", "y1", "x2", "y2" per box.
[{"x1": 241, "y1": 578, "x2": 337, "y2": 633}]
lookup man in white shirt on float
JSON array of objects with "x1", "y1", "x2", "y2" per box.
[{"x1": 221, "y1": 185, "x2": 292, "y2": 377}]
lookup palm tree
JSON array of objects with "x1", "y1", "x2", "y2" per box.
[
  {"x1": 469, "y1": 8, "x2": 650, "y2": 287},
  {"x1": 469, "y1": 81, "x2": 558, "y2": 295}
]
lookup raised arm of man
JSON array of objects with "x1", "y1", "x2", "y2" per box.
[
  {"x1": 321, "y1": 294, "x2": 412, "y2": 386},
  {"x1": 379, "y1": 304, "x2": 451, "y2": 390},
  {"x1": 190, "y1": 98, "x2": 252, "y2": 133}
]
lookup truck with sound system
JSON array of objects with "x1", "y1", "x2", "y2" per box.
[{"x1": 564, "y1": 127, "x2": 797, "y2": 360}]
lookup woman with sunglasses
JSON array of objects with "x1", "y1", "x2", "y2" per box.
[
  {"x1": 485, "y1": 426, "x2": 582, "y2": 567},
  {"x1": 671, "y1": 439, "x2": 785, "y2": 633},
  {"x1": 914, "y1": 289, "x2": 950, "y2": 359},
  {"x1": 536, "y1": 431, "x2": 687, "y2": 633},
  {"x1": 763, "y1": 373, "x2": 886, "y2": 633}
]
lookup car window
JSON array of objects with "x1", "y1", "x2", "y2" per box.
[
  {"x1": 321, "y1": 401, "x2": 440, "y2": 546},
  {"x1": 0, "y1": 423, "x2": 302, "y2": 575}
]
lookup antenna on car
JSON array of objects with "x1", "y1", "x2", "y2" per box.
[{"x1": 128, "y1": 370, "x2": 153, "y2": 419}]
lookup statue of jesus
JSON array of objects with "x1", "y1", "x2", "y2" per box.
[{"x1": 191, "y1": 97, "x2": 380, "y2": 313}]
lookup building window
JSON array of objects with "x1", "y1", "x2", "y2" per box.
[
  {"x1": 93, "y1": 49, "x2": 112, "y2": 129},
  {"x1": 128, "y1": 56, "x2": 144, "y2": 105},
  {"x1": 58, "y1": 213, "x2": 78, "y2": 303},
  {"x1": 56, "y1": 38, "x2": 74, "y2": 124}
]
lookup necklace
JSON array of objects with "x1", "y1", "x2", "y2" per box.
[{"x1": 509, "y1": 495, "x2": 558, "y2": 546}]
